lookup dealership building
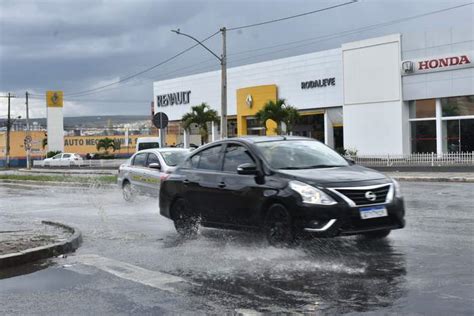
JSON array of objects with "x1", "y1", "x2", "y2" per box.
[{"x1": 153, "y1": 30, "x2": 473, "y2": 155}]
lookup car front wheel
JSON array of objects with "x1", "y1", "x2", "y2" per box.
[
  {"x1": 264, "y1": 203, "x2": 294, "y2": 246},
  {"x1": 122, "y1": 181, "x2": 134, "y2": 202},
  {"x1": 172, "y1": 198, "x2": 199, "y2": 238},
  {"x1": 361, "y1": 229, "x2": 391, "y2": 239}
]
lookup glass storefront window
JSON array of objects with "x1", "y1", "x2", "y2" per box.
[
  {"x1": 443, "y1": 119, "x2": 474, "y2": 152},
  {"x1": 411, "y1": 121, "x2": 436, "y2": 153},
  {"x1": 227, "y1": 119, "x2": 237, "y2": 138},
  {"x1": 441, "y1": 96, "x2": 474, "y2": 117},
  {"x1": 409, "y1": 99, "x2": 436, "y2": 118},
  {"x1": 292, "y1": 114, "x2": 325, "y2": 142},
  {"x1": 246, "y1": 117, "x2": 265, "y2": 136}
]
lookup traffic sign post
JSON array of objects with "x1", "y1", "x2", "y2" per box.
[{"x1": 152, "y1": 112, "x2": 169, "y2": 148}]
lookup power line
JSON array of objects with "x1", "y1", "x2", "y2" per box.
[
  {"x1": 26, "y1": 30, "x2": 221, "y2": 99},
  {"x1": 25, "y1": 1, "x2": 473, "y2": 100},
  {"x1": 149, "y1": 2, "x2": 474, "y2": 81},
  {"x1": 227, "y1": 0, "x2": 357, "y2": 31}
]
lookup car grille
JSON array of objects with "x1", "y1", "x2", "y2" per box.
[{"x1": 333, "y1": 184, "x2": 391, "y2": 206}]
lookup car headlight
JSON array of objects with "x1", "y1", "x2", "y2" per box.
[
  {"x1": 289, "y1": 180, "x2": 337, "y2": 205},
  {"x1": 392, "y1": 179, "x2": 402, "y2": 198}
]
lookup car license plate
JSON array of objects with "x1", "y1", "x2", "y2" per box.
[{"x1": 359, "y1": 206, "x2": 388, "y2": 219}]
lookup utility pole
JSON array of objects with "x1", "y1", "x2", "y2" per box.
[
  {"x1": 5, "y1": 93, "x2": 14, "y2": 168},
  {"x1": 220, "y1": 27, "x2": 227, "y2": 139},
  {"x1": 25, "y1": 91, "x2": 31, "y2": 169},
  {"x1": 171, "y1": 28, "x2": 228, "y2": 140}
]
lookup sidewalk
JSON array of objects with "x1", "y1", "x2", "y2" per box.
[
  {"x1": 0, "y1": 220, "x2": 69, "y2": 256},
  {"x1": 0, "y1": 218, "x2": 82, "y2": 268},
  {"x1": 383, "y1": 171, "x2": 474, "y2": 183}
]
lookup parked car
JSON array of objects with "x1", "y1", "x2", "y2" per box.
[
  {"x1": 43, "y1": 153, "x2": 83, "y2": 167},
  {"x1": 136, "y1": 137, "x2": 160, "y2": 151},
  {"x1": 118, "y1": 148, "x2": 191, "y2": 201},
  {"x1": 159, "y1": 136, "x2": 405, "y2": 244}
]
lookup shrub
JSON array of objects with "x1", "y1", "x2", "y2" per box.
[{"x1": 46, "y1": 150, "x2": 62, "y2": 158}]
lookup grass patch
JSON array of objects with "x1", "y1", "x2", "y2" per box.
[{"x1": 0, "y1": 174, "x2": 117, "y2": 184}]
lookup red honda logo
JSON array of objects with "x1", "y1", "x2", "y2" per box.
[{"x1": 418, "y1": 55, "x2": 471, "y2": 70}]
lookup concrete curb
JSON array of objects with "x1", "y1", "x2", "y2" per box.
[
  {"x1": 0, "y1": 221, "x2": 82, "y2": 269},
  {"x1": 0, "y1": 179, "x2": 116, "y2": 189},
  {"x1": 391, "y1": 176, "x2": 474, "y2": 183},
  {"x1": 19, "y1": 168, "x2": 117, "y2": 175}
]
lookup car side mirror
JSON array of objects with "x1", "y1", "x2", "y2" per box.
[
  {"x1": 148, "y1": 163, "x2": 161, "y2": 170},
  {"x1": 237, "y1": 162, "x2": 258, "y2": 175},
  {"x1": 345, "y1": 157, "x2": 355, "y2": 165}
]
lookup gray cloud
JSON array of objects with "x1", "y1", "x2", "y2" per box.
[{"x1": 0, "y1": 0, "x2": 472, "y2": 117}]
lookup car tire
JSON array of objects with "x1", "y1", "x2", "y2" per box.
[
  {"x1": 172, "y1": 198, "x2": 199, "y2": 238},
  {"x1": 122, "y1": 181, "x2": 135, "y2": 202},
  {"x1": 264, "y1": 203, "x2": 294, "y2": 246},
  {"x1": 361, "y1": 229, "x2": 391, "y2": 239}
]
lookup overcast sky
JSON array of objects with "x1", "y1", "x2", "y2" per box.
[{"x1": 1, "y1": 0, "x2": 473, "y2": 118}]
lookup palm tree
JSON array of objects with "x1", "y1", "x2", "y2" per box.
[
  {"x1": 182, "y1": 103, "x2": 219, "y2": 145},
  {"x1": 255, "y1": 99, "x2": 300, "y2": 135},
  {"x1": 96, "y1": 137, "x2": 120, "y2": 154}
]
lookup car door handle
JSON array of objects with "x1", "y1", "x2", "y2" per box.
[
  {"x1": 183, "y1": 179, "x2": 190, "y2": 185},
  {"x1": 218, "y1": 182, "x2": 226, "y2": 188}
]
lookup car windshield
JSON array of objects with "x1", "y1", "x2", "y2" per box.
[
  {"x1": 138, "y1": 142, "x2": 160, "y2": 150},
  {"x1": 256, "y1": 140, "x2": 349, "y2": 169},
  {"x1": 160, "y1": 151, "x2": 189, "y2": 167}
]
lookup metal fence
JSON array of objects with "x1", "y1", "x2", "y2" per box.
[
  {"x1": 33, "y1": 159, "x2": 127, "y2": 169},
  {"x1": 347, "y1": 152, "x2": 474, "y2": 167}
]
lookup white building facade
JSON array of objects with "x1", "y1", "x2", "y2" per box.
[{"x1": 154, "y1": 29, "x2": 473, "y2": 155}]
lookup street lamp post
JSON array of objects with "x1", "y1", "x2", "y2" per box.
[{"x1": 171, "y1": 28, "x2": 227, "y2": 139}]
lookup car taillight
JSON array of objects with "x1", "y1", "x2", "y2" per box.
[{"x1": 160, "y1": 174, "x2": 170, "y2": 181}]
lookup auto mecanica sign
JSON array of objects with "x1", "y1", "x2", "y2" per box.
[{"x1": 401, "y1": 52, "x2": 473, "y2": 75}]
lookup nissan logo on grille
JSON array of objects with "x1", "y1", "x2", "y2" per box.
[{"x1": 365, "y1": 191, "x2": 377, "y2": 201}]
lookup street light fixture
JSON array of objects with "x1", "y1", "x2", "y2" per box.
[{"x1": 171, "y1": 28, "x2": 227, "y2": 140}]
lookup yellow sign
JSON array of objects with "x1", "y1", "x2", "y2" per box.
[
  {"x1": 46, "y1": 91, "x2": 63, "y2": 107},
  {"x1": 236, "y1": 85, "x2": 278, "y2": 136}
]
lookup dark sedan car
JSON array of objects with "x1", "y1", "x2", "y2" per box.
[{"x1": 159, "y1": 136, "x2": 405, "y2": 244}]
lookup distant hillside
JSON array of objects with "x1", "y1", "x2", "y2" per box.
[{"x1": 2, "y1": 115, "x2": 151, "y2": 128}]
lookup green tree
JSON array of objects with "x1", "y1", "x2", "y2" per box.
[
  {"x1": 255, "y1": 99, "x2": 300, "y2": 135},
  {"x1": 182, "y1": 103, "x2": 219, "y2": 144},
  {"x1": 96, "y1": 137, "x2": 120, "y2": 154}
]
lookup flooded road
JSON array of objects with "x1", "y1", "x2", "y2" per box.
[{"x1": 0, "y1": 182, "x2": 473, "y2": 314}]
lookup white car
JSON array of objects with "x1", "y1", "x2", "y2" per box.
[
  {"x1": 43, "y1": 153, "x2": 83, "y2": 167},
  {"x1": 117, "y1": 148, "x2": 191, "y2": 201}
]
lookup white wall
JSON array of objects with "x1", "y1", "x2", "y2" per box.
[
  {"x1": 47, "y1": 107, "x2": 64, "y2": 152},
  {"x1": 401, "y1": 27, "x2": 474, "y2": 100},
  {"x1": 153, "y1": 49, "x2": 342, "y2": 121},
  {"x1": 342, "y1": 34, "x2": 407, "y2": 155}
]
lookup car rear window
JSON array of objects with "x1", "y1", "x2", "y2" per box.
[{"x1": 160, "y1": 151, "x2": 188, "y2": 167}]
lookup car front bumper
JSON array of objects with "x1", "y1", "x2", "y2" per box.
[{"x1": 291, "y1": 198, "x2": 405, "y2": 237}]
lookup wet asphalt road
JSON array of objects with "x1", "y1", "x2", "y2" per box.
[{"x1": 0, "y1": 182, "x2": 473, "y2": 315}]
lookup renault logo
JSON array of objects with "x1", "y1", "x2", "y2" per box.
[
  {"x1": 365, "y1": 191, "x2": 377, "y2": 201},
  {"x1": 246, "y1": 94, "x2": 253, "y2": 108}
]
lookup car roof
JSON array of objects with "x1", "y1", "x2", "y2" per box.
[
  {"x1": 222, "y1": 135, "x2": 312, "y2": 144},
  {"x1": 136, "y1": 148, "x2": 191, "y2": 154}
]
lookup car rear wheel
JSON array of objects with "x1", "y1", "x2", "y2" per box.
[
  {"x1": 172, "y1": 198, "x2": 199, "y2": 238},
  {"x1": 361, "y1": 229, "x2": 391, "y2": 239},
  {"x1": 122, "y1": 181, "x2": 134, "y2": 202},
  {"x1": 264, "y1": 203, "x2": 294, "y2": 246}
]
